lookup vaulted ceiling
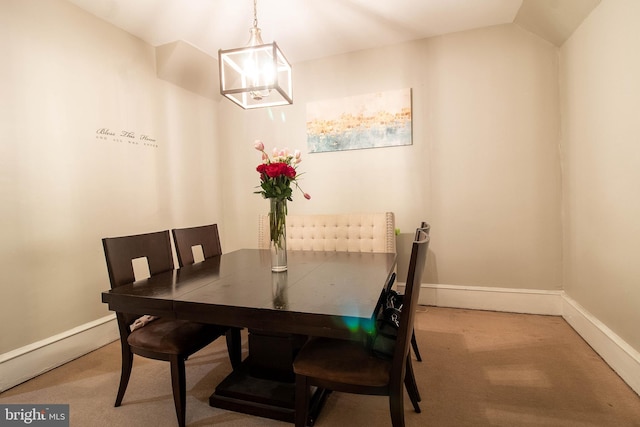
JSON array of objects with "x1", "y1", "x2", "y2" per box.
[{"x1": 68, "y1": 0, "x2": 600, "y2": 64}]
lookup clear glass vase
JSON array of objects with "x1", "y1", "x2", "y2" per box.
[
  {"x1": 269, "y1": 198, "x2": 287, "y2": 272},
  {"x1": 272, "y1": 271, "x2": 288, "y2": 309}
]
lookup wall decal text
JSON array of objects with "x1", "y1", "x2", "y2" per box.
[{"x1": 95, "y1": 128, "x2": 158, "y2": 148}]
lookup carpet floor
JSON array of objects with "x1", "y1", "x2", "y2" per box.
[{"x1": 2, "y1": 307, "x2": 639, "y2": 426}]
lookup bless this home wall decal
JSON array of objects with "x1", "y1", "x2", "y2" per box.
[{"x1": 95, "y1": 128, "x2": 158, "y2": 149}]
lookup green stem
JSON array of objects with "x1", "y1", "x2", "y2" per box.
[{"x1": 269, "y1": 198, "x2": 287, "y2": 249}]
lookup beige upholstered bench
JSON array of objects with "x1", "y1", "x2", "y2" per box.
[{"x1": 258, "y1": 212, "x2": 396, "y2": 253}]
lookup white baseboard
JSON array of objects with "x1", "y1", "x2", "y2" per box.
[
  {"x1": 2, "y1": 286, "x2": 639, "y2": 398},
  {"x1": 411, "y1": 283, "x2": 564, "y2": 315},
  {"x1": 561, "y1": 294, "x2": 640, "y2": 396},
  {"x1": 396, "y1": 282, "x2": 640, "y2": 397},
  {"x1": 0, "y1": 314, "x2": 119, "y2": 392}
]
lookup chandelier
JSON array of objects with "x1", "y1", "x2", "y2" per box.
[{"x1": 218, "y1": 0, "x2": 293, "y2": 109}]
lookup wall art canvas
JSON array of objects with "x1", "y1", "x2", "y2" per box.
[{"x1": 306, "y1": 88, "x2": 412, "y2": 153}]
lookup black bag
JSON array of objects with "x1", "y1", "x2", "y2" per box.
[{"x1": 371, "y1": 289, "x2": 404, "y2": 360}]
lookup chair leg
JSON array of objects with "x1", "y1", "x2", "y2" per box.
[
  {"x1": 404, "y1": 356, "x2": 421, "y2": 412},
  {"x1": 406, "y1": 355, "x2": 421, "y2": 402},
  {"x1": 389, "y1": 382, "x2": 406, "y2": 427},
  {"x1": 411, "y1": 329, "x2": 422, "y2": 362},
  {"x1": 295, "y1": 375, "x2": 310, "y2": 427},
  {"x1": 226, "y1": 327, "x2": 242, "y2": 370},
  {"x1": 115, "y1": 343, "x2": 133, "y2": 407},
  {"x1": 170, "y1": 357, "x2": 187, "y2": 427}
]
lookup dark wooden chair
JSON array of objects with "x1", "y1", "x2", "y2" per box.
[
  {"x1": 409, "y1": 221, "x2": 430, "y2": 362},
  {"x1": 171, "y1": 224, "x2": 242, "y2": 369},
  {"x1": 395, "y1": 221, "x2": 431, "y2": 404},
  {"x1": 293, "y1": 227, "x2": 430, "y2": 427},
  {"x1": 102, "y1": 230, "x2": 230, "y2": 427},
  {"x1": 375, "y1": 271, "x2": 422, "y2": 409},
  {"x1": 172, "y1": 223, "x2": 222, "y2": 267}
]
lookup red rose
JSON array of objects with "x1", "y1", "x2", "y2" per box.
[
  {"x1": 265, "y1": 162, "x2": 289, "y2": 178},
  {"x1": 284, "y1": 165, "x2": 296, "y2": 178},
  {"x1": 253, "y1": 142, "x2": 310, "y2": 202}
]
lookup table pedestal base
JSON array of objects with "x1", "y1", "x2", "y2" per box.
[
  {"x1": 209, "y1": 329, "x2": 330, "y2": 425},
  {"x1": 209, "y1": 363, "x2": 329, "y2": 425}
]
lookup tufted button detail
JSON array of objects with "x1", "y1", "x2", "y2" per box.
[{"x1": 257, "y1": 212, "x2": 396, "y2": 253}]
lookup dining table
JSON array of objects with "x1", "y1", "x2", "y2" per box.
[{"x1": 102, "y1": 248, "x2": 396, "y2": 424}]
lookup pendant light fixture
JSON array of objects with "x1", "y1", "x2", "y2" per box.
[{"x1": 218, "y1": 0, "x2": 293, "y2": 109}]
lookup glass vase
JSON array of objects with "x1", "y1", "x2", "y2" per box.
[
  {"x1": 272, "y1": 272, "x2": 288, "y2": 309},
  {"x1": 269, "y1": 198, "x2": 287, "y2": 272}
]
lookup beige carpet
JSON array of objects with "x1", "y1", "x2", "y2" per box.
[{"x1": 2, "y1": 307, "x2": 639, "y2": 426}]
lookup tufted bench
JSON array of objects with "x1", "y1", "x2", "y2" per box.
[{"x1": 258, "y1": 212, "x2": 396, "y2": 253}]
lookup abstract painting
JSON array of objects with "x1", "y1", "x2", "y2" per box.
[{"x1": 306, "y1": 88, "x2": 412, "y2": 153}]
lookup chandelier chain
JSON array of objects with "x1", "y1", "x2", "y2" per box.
[{"x1": 253, "y1": 0, "x2": 258, "y2": 28}]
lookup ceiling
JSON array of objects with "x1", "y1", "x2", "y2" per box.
[{"x1": 67, "y1": 0, "x2": 600, "y2": 64}]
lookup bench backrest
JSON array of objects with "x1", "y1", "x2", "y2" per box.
[{"x1": 258, "y1": 212, "x2": 396, "y2": 253}]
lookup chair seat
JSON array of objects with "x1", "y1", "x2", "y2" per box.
[
  {"x1": 128, "y1": 318, "x2": 227, "y2": 355},
  {"x1": 293, "y1": 337, "x2": 392, "y2": 387}
]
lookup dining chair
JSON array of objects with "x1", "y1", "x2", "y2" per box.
[
  {"x1": 386, "y1": 221, "x2": 431, "y2": 405},
  {"x1": 171, "y1": 223, "x2": 222, "y2": 266},
  {"x1": 171, "y1": 224, "x2": 242, "y2": 369},
  {"x1": 374, "y1": 271, "x2": 422, "y2": 408},
  {"x1": 293, "y1": 226, "x2": 430, "y2": 427},
  {"x1": 102, "y1": 230, "x2": 230, "y2": 427},
  {"x1": 408, "y1": 221, "x2": 430, "y2": 363}
]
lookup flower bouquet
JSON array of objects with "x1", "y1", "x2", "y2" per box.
[{"x1": 254, "y1": 140, "x2": 310, "y2": 271}]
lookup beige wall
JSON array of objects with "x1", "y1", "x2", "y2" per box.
[
  {"x1": 0, "y1": 0, "x2": 222, "y2": 353},
  {"x1": 4, "y1": 0, "x2": 636, "y2": 364},
  {"x1": 220, "y1": 24, "x2": 563, "y2": 292},
  {"x1": 560, "y1": 0, "x2": 640, "y2": 351}
]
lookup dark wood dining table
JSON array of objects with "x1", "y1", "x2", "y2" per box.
[{"x1": 102, "y1": 248, "x2": 396, "y2": 424}]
